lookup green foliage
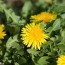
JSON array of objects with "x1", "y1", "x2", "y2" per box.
[
  {"x1": 6, "y1": 34, "x2": 19, "y2": 50},
  {"x1": 27, "y1": 49, "x2": 38, "y2": 56},
  {"x1": 21, "y1": 1, "x2": 32, "y2": 17},
  {"x1": 0, "y1": 0, "x2": 65, "y2": 65},
  {"x1": 49, "y1": 19, "x2": 61, "y2": 35},
  {"x1": 53, "y1": 5, "x2": 65, "y2": 13},
  {"x1": 37, "y1": 56, "x2": 49, "y2": 65}
]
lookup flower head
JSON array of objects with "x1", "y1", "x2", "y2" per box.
[
  {"x1": 30, "y1": 12, "x2": 57, "y2": 23},
  {"x1": 57, "y1": 55, "x2": 65, "y2": 65},
  {"x1": 20, "y1": 23, "x2": 48, "y2": 50},
  {"x1": 0, "y1": 24, "x2": 6, "y2": 39}
]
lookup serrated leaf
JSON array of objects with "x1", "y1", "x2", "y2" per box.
[
  {"x1": 0, "y1": 1, "x2": 20, "y2": 24},
  {"x1": 27, "y1": 49, "x2": 38, "y2": 56},
  {"x1": 4, "y1": 9, "x2": 20, "y2": 24},
  {"x1": 37, "y1": 56, "x2": 49, "y2": 65},
  {"x1": 6, "y1": 34, "x2": 19, "y2": 49},
  {"x1": 11, "y1": 12, "x2": 20, "y2": 24}
]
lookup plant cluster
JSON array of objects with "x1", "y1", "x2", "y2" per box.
[{"x1": 0, "y1": 0, "x2": 65, "y2": 65}]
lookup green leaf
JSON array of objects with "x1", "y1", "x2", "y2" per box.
[
  {"x1": 27, "y1": 49, "x2": 38, "y2": 56},
  {"x1": 16, "y1": 50, "x2": 24, "y2": 56},
  {"x1": 58, "y1": 44, "x2": 65, "y2": 50},
  {"x1": 46, "y1": 27, "x2": 52, "y2": 32},
  {"x1": 38, "y1": 0, "x2": 45, "y2": 4},
  {"x1": 52, "y1": 19, "x2": 60, "y2": 31},
  {"x1": 17, "y1": 57, "x2": 27, "y2": 64},
  {"x1": 37, "y1": 56, "x2": 49, "y2": 65},
  {"x1": 0, "y1": 50, "x2": 2, "y2": 56},
  {"x1": 53, "y1": 5, "x2": 65, "y2": 12},
  {"x1": 19, "y1": 19, "x2": 26, "y2": 25},
  {"x1": 0, "y1": 1, "x2": 21, "y2": 25},
  {"x1": 0, "y1": 40, "x2": 2, "y2": 44},
  {"x1": 22, "y1": 1, "x2": 32, "y2": 17},
  {"x1": 61, "y1": 14, "x2": 65, "y2": 19},
  {"x1": 15, "y1": 62, "x2": 19, "y2": 65},
  {"x1": 49, "y1": 19, "x2": 60, "y2": 34},
  {"x1": 40, "y1": 24, "x2": 46, "y2": 28},
  {"x1": 0, "y1": 0, "x2": 6, "y2": 12},
  {"x1": 53, "y1": 0, "x2": 63, "y2": 5},
  {"x1": 4, "y1": 9, "x2": 20, "y2": 24},
  {"x1": 6, "y1": 34, "x2": 19, "y2": 49},
  {"x1": 13, "y1": 26, "x2": 20, "y2": 34},
  {"x1": 57, "y1": 44, "x2": 65, "y2": 54},
  {"x1": 61, "y1": 31, "x2": 65, "y2": 43}
]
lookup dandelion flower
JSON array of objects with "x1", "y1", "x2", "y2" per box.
[
  {"x1": 31, "y1": 12, "x2": 57, "y2": 23},
  {"x1": 57, "y1": 55, "x2": 65, "y2": 65},
  {"x1": 0, "y1": 24, "x2": 6, "y2": 39},
  {"x1": 20, "y1": 23, "x2": 48, "y2": 50}
]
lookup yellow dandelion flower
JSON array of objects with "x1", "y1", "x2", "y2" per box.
[
  {"x1": 30, "y1": 12, "x2": 57, "y2": 23},
  {"x1": 0, "y1": 24, "x2": 6, "y2": 39},
  {"x1": 57, "y1": 55, "x2": 65, "y2": 65},
  {"x1": 20, "y1": 23, "x2": 48, "y2": 50}
]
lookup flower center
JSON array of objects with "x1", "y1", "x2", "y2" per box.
[{"x1": 29, "y1": 25, "x2": 43, "y2": 41}]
